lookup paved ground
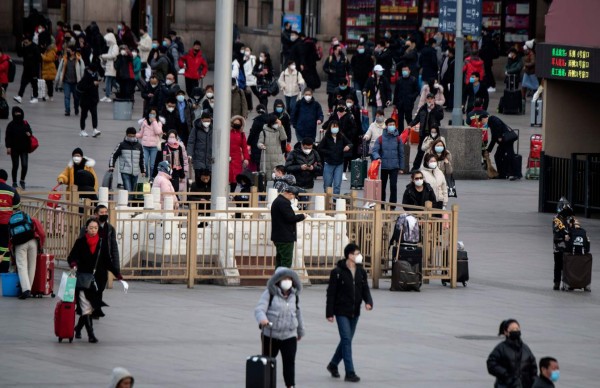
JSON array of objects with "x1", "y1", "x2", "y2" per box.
[{"x1": 1, "y1": 61, "x2": 599, "y2": 387}]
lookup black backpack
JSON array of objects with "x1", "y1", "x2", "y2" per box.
[
  {"x1": 8, "y1": 59, "x2": 16, "y2": 83},
  {"x1": 0, "y1": 96, "x2": 8, "y2": 119},
  {"x1": 570, "y1": 227, "x2": 590, "y2": 255}
]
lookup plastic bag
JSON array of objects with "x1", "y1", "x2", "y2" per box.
[
  {"x1": 368, "y1": 159, "x2": 381, "y2": 180},
  {"x1": 57, "y1": 272, "x2": 76, "y2": 302}
]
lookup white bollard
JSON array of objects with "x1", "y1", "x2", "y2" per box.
[
  {"x1": 335, "y1": 199, "x2": 347, "y2": 220},
  {"x1": 98, "y1": 187, "x2": 109, "y2": 207},
  {"x1": 164, "y1": 196, "x2": 174, "y2": 211},
  {"x1": 151, "y1": 187, "x2": 161, "y2": 209},
  {"x1": 117, "y1": 189, "x2": 129, "y2": 206},
  {"x1": 267, "y1": 188, "x2": 278, "y2": 208},
  {"x1": 143, "y1": 194, "x2": 154, "y2": 209},
  {"x1": 216, "y1": 196, "x2": 227, "y2": 219},
  {"x1": 314, "y1": 195, "x2": 325, "y2": 218}
]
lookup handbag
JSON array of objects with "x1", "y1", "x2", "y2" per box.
[
  {"x1": 501, "y1": 125, "x2": 518, "y2": 143},
  {"x1": 76, "y1": 238, "x2": 102, "y2": 289},
  {"x1": 267, "y1": 79, "x2": 279, "y2": 96},
  {"x1": 28, "y1": 134, "x2": 39, "y2": 153},
  {"x1": 447, "y1": 174, "x2": 457, "y2": 198},
  {"x1": 46, "y1": 184, "x2": 63, "y2": 208}
]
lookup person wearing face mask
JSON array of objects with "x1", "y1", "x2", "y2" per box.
[
  {"x1": 462, "y1": 71, "x2": 489, "y2": 113},
  {"x1": 200, "y1": 84, "x2": 215, "y2": 115},
  {"x1": 504, "y1": 47, "x2": 523, "y2": 89},
  {"x1": 373, "y1": 41, "x2": 394, "y2": 82},
  {"x1": 420, "y1": 124, "x2": 446, "y2": 157},
  {"x1": 359, "y1": 34, "x2": 375, "y2": 56},
  {"x1": 350, "y1": 43, "x2": 374, "y2": 93},
  {"x1": 252, "y1": 51, "x2": 274, "y2": 107},
  {"x1": 278, "y1": 60, "x2": 305, "y2": 115},
  {"x1": 116, "y1": 21, "x2": 136, "y2": 51},
  {"x1": 108, "y1": 127, "x2": 146, "y2": 194},
  {"x1": 285, "y1": 137, "x2": 322, "y2": 196},
  {"x1": 77, "y1": 64, "x2": 102, "y2": 137},
  {"x1": 328, "y1": 36, "x2": 347, "y2": 57},
  {"x1": 462, "y1": 49, "x2": 485, "y2": 87},
  {"x1": 258, "y1": 114, "x2": 288, "y2": 181},
  {"x1": 163, "y1": 73, "x2": 181, "y2": 99},
  {"x1": 487, "y1": 319, "x2": 538, "y2": 388},
  {"x1": 280, "y1": 22, "x2": 294, "y2": 66},
  {"x1": 255, "y1": 266, "x2": 305, "y2": 388},
  {"x1": 371, "y1": 118, "x2": 404, "y2": 204},
  {"x1": 430, "y1": 139, "x2": 453, "y2": 177},
  {"x1": 291, "y1": 89, "x2": 324, "y2": 142},
  {"x1": 401, "y1": 170, "x2": 438, "y2": 209},
  {"x1": 137, "y1": 25, "x2": 152, "y2": 66},
  {"x1": 174, "y1": 90, "x2": 194, "y2": 145},
  {"x1": 188, "y1": 86, "x2": 206, "y2": 118},
  {"x1": 270, "y1": 186, "x2": 307, "y2": 268},
  {"x1": 231, "y1": 77, "x2": 249, "y2": 118},
  {"x1": 363, "y1": 110, "x2": 386, "y2": 155},
  {"x1": 100, "y1": 32, "x2": 119, "y2": 102},
  {"x1": 322, "y1": 101, "x2": 358, "y2": 181},
  {"x1": 228, "y1": 116, "x2": 250, "y2": 191},
  {"x1": 56, "y1": 47, "x2": 85, "y2": 115},
  {"x1": 323, "y1": 44, "x2": 350, "y2": 113},
  {"x1": 136, "y1": 107, "x2": 164, "y2": 178},
  {"x1": 5, "y1": 107, "x2": 33, "y2": 189},
  {"x1": 188, "y1": 112, "x2": 214, "y2": 176},
  {"x1": 409, "y1": 92, "x2": 444, "y2": 171},
  {"x1": 114, "y1": 45, "x2": 136, "y2": 100},
  {"x1": 178, "y1": 40, "x2": 208, "y2": 96},
  {"x1": 272, "y1": 165, "x2": 297, "y2": 193},
  {"x1": 152, "y1": 160, "x2": 179, "y2": 209},
  {"x1": 159, "y1": 97, "x2": 180, "y2": 135},
  {"x1": 521, "y1": 40, "x2": 538, "y2": 101},
  {"x1": 420, "y1": 153, "x2": 448, "y2": 209},
  {"x1": 141, "y1": 74, "x2": 168, "y2": 116},
  {"x1": 392, "y1": 65, "x2": 420, "y2": 127},
  {"x1": 333, "y1": 79, "x2": 358, "y2": 107},
  {"x1": 131, "y1": 49, "x2": 142, "y2": 86},
  {"x1": 149, "y1": 46, "x2": 170, "y2": 82},
  {"x1": 240, "y1": 46, "x2": 257, "y2": 111},
  {"x1": 439, "y1": 47, "x2": 455, "y2": 111},
  {"x1": 326, "y1": 243, "x2": 373, "y2": 383},
  {"x1": 418, "y1": 78, "x2": 445, "y2": 109},
  {"x1": 399, "y1": 40, "x2": 419, "y2": 75},
  {"x1": 318, "y1": 120, "x2": 352, "y2": 195},
  {"x1": 153, "y1": 130, "x2": 187, "y2": 191},
  {"x1": 273, "y1": 99, "x2": 292, "y2": 154},
  {"x1": 57, "y1": 147, "x2": 98, "y2": 192},
  {"x1": 363, "y1": 64, "x2": 392, "y2": 121},
  {"x1": 161, "y1": 36, "x2": 180, "y2": 73},
  {"x1": 532, "y1": 357, "x2": 560, "y2": 388}
]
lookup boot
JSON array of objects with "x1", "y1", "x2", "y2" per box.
[
  {"x1": 74, "y1": 316, "x2": 85, "y2": 339},
  {"x1": 83, "y1": 315, "x2": 98, "y2": 343}
]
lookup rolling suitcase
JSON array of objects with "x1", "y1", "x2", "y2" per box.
[
  {"x1": 364, "y1": 178, "x2": 382, "y2": 202},
  {"x1": 54, "y1": 300, "x2": 76, "y2": 343},
  {"x1": 562, "y1": 253, "x2": 592, "y2": 291},
  {"x1": 442, "y1": 250, "x2": 469, "y2": 287},
  {"x1": 504, "y1": 74, "x2": 520, "y2": 91},
  {"x1": 499, "y1": 89, "x2": 523, "y2": 115},
  {"x1": 350, "y1": 143, "x2": 368, "y2": 191},
  {"x1": 246, "y1": 323, "x2": 277, "y2": 388},
  {"x1": 32, "y1": 253, "x2": 55, "y2": 297},
  {"x1": 530, "y1": 99, "x2": 543, "y2": 126},
  {"x1": 390, "y1": 245, "x2": 422, "y2": 291},
  {"x1": 403, "y1": 143, "x2": 411, "y2": 173}
]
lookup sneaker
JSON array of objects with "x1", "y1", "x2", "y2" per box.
[
  {"x1": 345, "y1": 373, "x2": 361, "y2": 382},
  {"x1": 92, "y1": 129, "x2": 101, "y2": 138},
  {"x1": 487, "y1": 87, "x2": 496, "y2": 93},
  {"x1": 100, "y1": 96, "x2": 108, "y2": 102},
  {"x1": 326, "y1": 363, "x2": 340, "y2": 378},
  {"x1": 49, "y1": 97, "x2": 54, "y2": 101},
  {"x1": 18, "y1": 290, "x2": 31, "y2": 300},
  {"x1": 12, "y1": 182, "x2": 18, "y2": 188},
  {"x1": 342, "y1": 173, "x2": 348, "y2": 181},
  {"x1": 13, "y1": 95, "x2": 22, "y2": 103},
  {"x1": 104, "y1": 98, "x2": 112, "y2": 103},
  {"x1": 29, "y1": 98, "x2": 39, "y2": 104},
  {"x1": 19, "y1": 181, "x2": 26, "y2": 190},
  {"x1": 80, "y1": 130, "x2": 89, "y2": 137},
  {"x1": 65, "y1": 111, "x2": 70, "y2": 116},
  {"x1": 553, "y1": 282, "x2": 560, "y2": 291}
]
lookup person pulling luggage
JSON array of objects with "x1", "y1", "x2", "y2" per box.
[{"x1": 552, "y1": 197, "x2": 573, "y2": 291}]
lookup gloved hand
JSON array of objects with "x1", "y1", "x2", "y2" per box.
[{"x1": 116, "y1": 273, "x2": 123, "y2": 281}]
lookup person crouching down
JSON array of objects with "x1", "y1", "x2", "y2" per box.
[{"x1": 255, "y1": 267, "x2": 305, "y2": 388}]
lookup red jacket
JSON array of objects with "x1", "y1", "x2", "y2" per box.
[
  {"x1": 0, "y1": 179, "x2": 20, "y2": 225},
  {"x1": 462, "y1": 56, "x2": 485, "y2": 85},
  {"x1": 228, "y1": 129, "x2": 250, "y2": 183},
  {"x1": 32, "y1": 217, "x2": 46, "y2": 249},
  {"x1": 178, "y1": 49, "x2": 208, "y2": 80},
  {"x1": 0, "y1": 54, "x2": 11, "y2": 84}
]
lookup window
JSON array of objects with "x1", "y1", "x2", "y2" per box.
[{"x1": 259, "y1": 0, "x2": 274, "y2": 29}]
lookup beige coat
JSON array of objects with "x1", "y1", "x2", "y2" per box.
[
  {"x1": 277, "y1": 68, "x2": 305, "y2": 97},
  {"x1": 420, "y1": 165, "x2": 448, "y2": 207}
]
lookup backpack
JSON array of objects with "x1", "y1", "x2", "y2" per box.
[
  {"x1": 391, "y1": 214, "x2": 420, "y2": 245},
  {"x1": 0, "y1": 96, "x2": 8, "y2": 119},
  {"x1": 8, "y1": 59, "x2": 16, "y2": 83},
  {"x1": 570, "y1": 227, "x2": 589, "y2": 255},
  {"x1": 174, "y1": 37, "x2": 185, "y2": 55},
  {"x1": 8, "y1": 211, "x2": 35, "y2": 245}
]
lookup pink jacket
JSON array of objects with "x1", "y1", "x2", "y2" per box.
[
  {"x1": 137, "y1": 120, "x2": 163, "y2": 147},
  {"x1": 152, "y1": 171, "x2": 178, "y2": 208}
]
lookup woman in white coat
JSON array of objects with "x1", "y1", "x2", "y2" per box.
[
  {"x1": 242, "y1": 46, "x2": 257, "y2": 111},
  {"x1": 420, "y1": 153, "x2": 448, "y2": 209},
  {"x1": 100, "y1": 32, "x2": 119, "y2": 102}
]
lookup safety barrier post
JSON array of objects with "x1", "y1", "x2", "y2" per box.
[
  {"x1": 450, "y1": 204, "x2": 460, "y2": 289},
  {"x1": 187, "y1": 203, "x2": 199, "y2": 288},
  {"x1": 423, "y1": 201, "x2": 432, "y2": 284},
  {"x1": 371, "y1": 204, "x2": 383, "y2": 289},
  {"x1": 325, "y1": 187, "x2": 333, "y2": 211},
  {"x1": 250, "y1": 186, "x2": 258, "y2": 208},
  {"x1": 107, "y1": 201, "x2": 117, "y2": 289}
]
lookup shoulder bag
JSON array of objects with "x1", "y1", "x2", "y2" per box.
[{"x1": 501, "y1": 125, "x2": 518, "y2": 143}]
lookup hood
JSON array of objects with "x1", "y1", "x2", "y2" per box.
[
  {"x1": 262, "y1": 124, "x2": 278, "y2": 133},
  {"x1": 272, "y1": 99, "x2": 285, "y2": 111},
  {"x1": 108, "y1": 367, "x2": 134, "y2": 388},
  {"x1": 267, "y1": 267, "x2": 302, "y2": 296},
  {"x1": 157, "y1": 170, "x2": 172, "y2": 179},
  {"x1": 193, "y1": 118, "x2": 212, "y2": 131},
  {"x1": 67, "y1": 157, "x2": 96, "y2": 168},
  {"x1": 104, "y1": 33, "x2": 117, "y2": 46},
  {"x1": 11, "y1": 106, "x2": 24, "y2": 120},
  {"x1": 236, "y1": 170, "x2": 253, "y2": 186},
  {"x1": 230, "y1": 115, "x2": 246, "y2": 129}
]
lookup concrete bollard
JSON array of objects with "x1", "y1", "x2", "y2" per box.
[
  {"x1": 117, "y1": 189, "x2": 129, "y2": 206},
  {"x1": 164, "y1": 196, "x2": 174, "y2": 211},
  {"x1": 441, "y1": 126, "x2": 488, "y2": 179},
  {"x1": 216, "y1": 196, "x2": 227, "y2": 219},
  {"x1": 98, "y1": 187, "x2": 109, "y2": 207},
  {"x1": 314, "y1": 195, "x2": 325, "y2": 218},
  {"x1": 267, "y1": 188, "x2": 278, "y2": 208},
  {"x1": 151, "y1": 187, "x2": 161, "y2": 209},
  {"x1": 143, "y1": 194, "x2": 154, "y2": 209}
]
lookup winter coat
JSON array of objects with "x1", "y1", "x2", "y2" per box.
[
  {"x1": 248, "y1": 113, "x2": 269, "y2": 167},
  {"x1": 440, "y1": 55, "x2": 455, "y2": 85},
  {"x1": 350, "y1": 52, "x2": 374, "y2": 87},
  {"x1": 175, "y1": 100, "x2": 195, "y2": 141},
  {"x1": 150, "y1": 55, "x2": 169, "y2": 81},
  {"x1": 322, "y1": 112, "x2": 357, "y2": 159},
  {"x1": 421, "y1": 134, "x2": 447, "y2": 153},
  {"x1": 399, "y1": 47, "x2": 419, "y2": 75},
  {"x1": 270, "y1": 194, "x2": 305, "y2": 242},
  {"x1": 326, "y1": 259, "x2": 373, "y2": 318},
  {"x1": 17, "y1": 42, "x2": 41, "y2": 78},
  {"x1": 273, "y1": 99, "x2": 292, "y2": 144},
  {"x1": 374, "y1": 48, "x2": 394, "y2": 80},
  {"x1": 486, "y1": 115, "x2": 512, "y2": 154},
  {"x1": 278, "y1": 68, "x2": 305, "y2": 97},
  {"x1": 55, "y1": 55, "x2": 85, "y2": 86},
  {"x1": 364, "y1": 121, "x2": 385, "y2": 154},
  {"x1": 364, "y1": 75, "x2": 392, "y2": 107},
  {"x1": 419, "y1": 45, "x2": 439, "y2": 82},
  {"x1": 152, "y1": 171, "x2": 178, "y2": 208},
  {"x1": 393, "y1": 75, "x2": 420, "y2": 109},
  {"x1": 109, "y1": 139, "x2": 145, "y2": 176},
  {"x1": 272, "y1": 174, "x2": 296, "y2": 193},
  {"x1": 154, "y1": 143, "x2": 186, "y2": 180},
  {"x1": 100, "y1": 33, "x2": 119, "y2": 77},
  {"x1": 77, "y1": 70, "x2": 101, "y2": 107},
  {"x1": 137, "y1": 119, "x2": 163, "y2": 148},
  {"x1": 178, "y1": 49, "x2": 208, "y2": 80},
  {"x1": 258, "y1": 124, "x2": 288, "y2": 179},
  {"x1": 409, "y1": 104, "x2": 444, "y2": 137},
  {"x1": 114, "y1": 54, "x2": 134, "y2": 80},
  {"x1": 487, "y1": 339, "x2": 537, "y2": 388},
  {"x1": 418, "y1": 83, "x2": 445, "y2": 108},
  {"x1": 40, "y1": 46, "x2": 57, "y2": 81},
  {"x1": 531, "y1": 376, "x2": 554, "y2": 388},
  {"x1": 57, "y1": 157, "x2": 98, "y2": 192},
  {"x1": 228, "y1": 116, "x2": 250, "y2": 183},
  {"x1": 462, "y1": 55, "x2": 485, "y2": 84},
  {"x1": 5, "y1": 108, "x2": 33, "y2": 154},
  {"x1": 168, "y1": 43, "x2": 181, "y2": 72},
  {"x1": 402, "y1": 182, "x2": 439, "y2": 209},
  {"x1": 187, "y1": 119, "x2": 213, "y2": 170},
  {"x1": 291, "y1": 98, "x2": 324, "y2": 141},
  {"x1": 0, "y1": 54, "x2": 11, "y2": 84},
  {"x1": 142, "y1": 83, "x2": 168, "y2": 116},
  {"x1": 77, "y1": 221, "x2": 119, "y2": 274},
  {"x1": 371, "y1": 130, "x2": 404, "y2": 170},
  {"x1": 463, "y1": 82, "x2": 490, "y2": 112},
  {"x1": 243, "y1": 55, "x2": 257, "y2": 86},
  {"x1": 285, "y1": 143, "x2": 322, "y2": 189},
  {"x1": 255, "y1": 267, "x2": 305, "y2": 340},
  {"x1": 252, "y1": 60, "x2": 273, "y2": 88},
  {"x1": 318, "y1": 132, "x2": 351, "y2": 166},
  {"x1": 323, "y1": 53, "x2": 350, "y2": 94},
  {"x1": 109, "y1": 367, "x2": 134, "y2": 388},
  {"x1": 505, "y1": 57, "x2": 524, "y2": 76},
  {"x1": 138, "y1": 33, "x2": 152, "y2": 63},
  {"x1": 421, "y1": 164, "x2": 448, "y2": 207},
  {"x1": 231, "y1": 87, "x2": 248, "y2": 118},
  {"x1": 433, "y1": 149, "x2": 453, "y2": 176}
]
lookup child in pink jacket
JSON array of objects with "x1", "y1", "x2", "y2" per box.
[
  {"x1": 152, "y1": 161, "x2": 179, "y2": 209},
  {"x1": 137, "y1": 107, "x2": 163, "y2": 178}
]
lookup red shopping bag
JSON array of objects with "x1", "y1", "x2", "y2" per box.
[
  {"x1": 368, "y1": 159, "x2": 381, "y2": 180},
  {"x1": 400, "y1": 128, "x2": 410, "y2": 144},
  {"x1": 46, "y1": 184, "x2": 62, "y2": 209},
  {"x1": 391, "y1": 108, "x2": 399, "y2": 127},
  {"x1": 28, "y1": 135, "x2": 39, "y2": 153}
]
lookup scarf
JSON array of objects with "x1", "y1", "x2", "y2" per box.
[{"x1": 85, "y1": 232, "x2": 100, "y2": 255}]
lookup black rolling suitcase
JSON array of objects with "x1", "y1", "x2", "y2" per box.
[
  {"x1": 562, "y1": 253, "x2": 593, "y2": 291},
  {"x1": 246, "y1": 323, "x2": 277, "y2": 388},
  {"x1": 442, "y1": 250, "x2": 469, "y2": 287},
  {"x1": 510, "y1": 128, "x2": 523, "y2": 179},
  {"x1": 499, "y1": 90, "x2": 523, "y2": 114},
  {"x1": 390, "y1": 245, "x2": 423, "y2": 291},
  {"x1": 350, "y1": 141, "x2": 368, "y2": 189}
]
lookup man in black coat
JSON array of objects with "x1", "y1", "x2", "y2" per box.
[
  {"x1": 409, "y1": 93, "x2": 444, "y2": 170},
  {"x1": 419, "y1": 38, "x2": 439, "y2": 84},
  {"x1": 14, "y1": 36, "x2": 41, "y2": 103},
  {"x1": 270, "y1": 186, "x2": 306, "y2": 268},
  {"x1": 439, "y1": 48, "x2": 455, "y2": 110},
  {"x1": 393, "y1": 65, "x2": 420, "y2": 127},
  {"x1": 142, "y1": 74, "x2": 168, "y2": 116},
  {"x1": 373, "y1": 41, "x2": 394, "y2": 82},
  {"x1": 247, "y1": 104, "x2": 269, "y2": 170},
  {"x1": 532, "y1": 357, "x2": 560, "y2": 388},
  {"x1": 285, "y1": 138, "x2": 322, "y2": 190},
  {"x1": 325, "y1": 243, "x2": 373, "y2": 383},
  {"x1": 462, "y1": 71, "x2": 490, "y2": 113},
  {"x1": 483, "y1": 113, "x2": 520, "y2": 180},
  {"x1": 350, "y1": 43, "x2": 374, "y2": 92}
]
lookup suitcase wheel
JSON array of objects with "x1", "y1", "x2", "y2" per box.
[
  {"x1": 69, "y1": 338, "x2": 73, "y2": 343},
  {"x1": 58, "y1": 338, "x2": 63, "y2": 343}
]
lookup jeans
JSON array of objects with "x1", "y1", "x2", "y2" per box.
[
  {"x1": 330, "y1": 315, "x2": 359, "y2": 374},
  {"x1": 285, "y1": 95, "x2": 297, "y2": 116},
  {"x1": 63, "y1": 82, "x2": 80, "y2": 114},
  {"x1": 143, "y1": 146, "x2": 159, "y2": 178},
  {"x1": 105, "y1": 76, "x2": 116, "y2": 98},
  {"x1": 323, "y1": 162, "x2": 343, "y2": 196},
  {"x1": 263, "y1": 336, "x2": 298, "y2": 387},
  {"x1": 121, "y1": 173, "x2": 139, "y2": 193},
  {"x1": 15, "y1": 239, "x2": 37, "y2": 292},
  {"x1": 10, "y1": 152, "x2": 28, "y2": 183},
  {"x1": 80, "y1": 103, "x2": 98, "y2": 130},
  {"x1": 380, "y1": 168, "x2": 399, "y2": 203}
]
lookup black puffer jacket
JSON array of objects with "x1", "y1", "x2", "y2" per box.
[
  {"x1": 317, "y1": 131, "x2": 351, "y2": 166},
  {"x1": 326, "y1": 259, "x2": 373, "y2": 318},
  {"x1": 285, "y1": 142, "x2": 322, "y2": 189},
  {"x1": 487, "y1": 338, "x2": 538, "y2": 388},
  {"x1": 270, "y1": 194, "x2": 305, "y2": 243},
  {"x1": 409, "y1": 104, "x2": 444, "y2": 137},
  {"x1": 5, "y1": 107, "x2": 33, "y2": 154},
  {"x1": 401, "y1": 182, "x2": 440, "y2": 209}
]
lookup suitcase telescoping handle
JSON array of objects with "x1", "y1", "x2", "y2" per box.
[{"x1": 259, "y1": 321, "x2": 274, "y2": 356}]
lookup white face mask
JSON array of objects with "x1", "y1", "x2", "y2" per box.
[
  {"x1": 289, "y1": 64, "x2": 296, "y2": 71},
  {"x1": 202, "y1": 121, "x2": 211, "y2": 128},
  {"x1": 120, "y1": 50, "x2": 127, "y2": 56},
  {"x1": 167, "y1": 107, "x2": 175, "y2": 112},
  {"x1": 206, "y1": 92, "x2": 214, "y2": 99},
  {"x1": 165, "y1": 80, "x2": 174, "y2": 86},
  {"x1": 280, "y1": 279, "x2": 293, "y2": 291},
  {"x1": 271, "y1": 172, "x2": 277, "y2": 179},
  {"x1": 304, "y1": 95, "x2": 312, "y2": 102},
  {"x1": 302, "y1": 148, "x2": 311, "y2": 155},
  {"x1": 72, "y1": 156, "x2": 82, "y2": 164},
  {"x1": 430, "y1": 132, "x2": 438, "y2": 138},
  {"x1": 346, "y1": 102, "x2": 353, "y2": 108},
  {"x1": 245, "y1": 51, "x2": 251, "y2": 56},
  {"x1": 414, "y1": 178, "x2": 424, "y2": 187},
  {"x1": 428, "y1": 162, "x2": 438, "y2": 169},
  {"x1": 272, "y1": 123, "x2": 279, "y2": 129},
  {"x1": 354, "y1": 253, "x2": 363, "y2": 264}
]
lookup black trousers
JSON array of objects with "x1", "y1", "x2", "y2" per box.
[
  {"x1": 45, "y1": 80, "x2": 54, "y2": 97},
  {"x1": 80, "y1": 103, "x2": 98, "y2": 130},
  {"x1": 251, "y1": 86, "x2": 268, "y2": 107},
  {"x1": 412, "y1": 135, "x2": 426, "y2": 171},
  {"x1": 262, "y1": 335, "x2": 297, "y2": 387},
  {"x1": 185, "y1": 77, "x2": 199, "y2": 96},
  {"x1": 381, "y1": 168, "x2": 399, "y2": 203},
  {"x1": 484, "y1": 62, "x2": 496, "y2": 88},
  {"x1": 18, "y1": 75, "x2": 38, "y2": 98},
  {"x1": 396, "y1": 104, "x2": 414, "y2": 127},
  {"x1": 494, "y1": 142, "x2": 516, "y2": 178},
  {"x1": 10, "y1": 152, "x2": 28, "y2": 182},
  {"x1": 0, "y1": 224, "x2": 10, "y2": 273},
  {"x1": 554, "y1": 251, "x2": 564, "y2": 284},
  {"x1": 244, "y1": 88, "x2": 253, "y2": 111}
]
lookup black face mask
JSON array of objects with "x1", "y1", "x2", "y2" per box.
[
  {"x1": 98, "y1": 214, "x2": 109, "y2": 223},
  {"x1": 508, "y1": 330, "x2": 521, "y2": 341},
  {"x1": 337, "y1": 107, "x2": 346, "y2": 113},
  {"x1": 232, "y1": 123, "x2": 242, "y2": 130}
]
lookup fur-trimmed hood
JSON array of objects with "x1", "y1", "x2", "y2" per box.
[
  {"x1": 67, "y1": 157, "x2": 96, "y2": 168},
  {"x1": 267, "y1": 267, "x2": 302, "y2": 296}
]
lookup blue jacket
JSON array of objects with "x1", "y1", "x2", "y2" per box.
[
  {"x1": 371, "y1": 131, "x2": 404, "y2": 170},
  {"x1": 291, "y1": 98, "x2": 324, "y2": 141}
]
